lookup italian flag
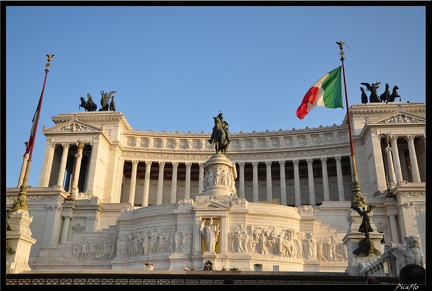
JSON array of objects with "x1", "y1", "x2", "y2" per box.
[{"x1": 296, "y1": 66, "x2": 343, "y2": 120}]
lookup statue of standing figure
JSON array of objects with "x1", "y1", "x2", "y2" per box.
[
  {"x1": 200, "y1": 218, "x2": 220, "y2": 252},
  {"x1": 79, "y1": 93, "x2": 97, "y2": 111}
]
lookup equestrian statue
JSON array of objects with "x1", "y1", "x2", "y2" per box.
[
  {"x1": 79, "y1": 93, "x2": 98, "y2": 111},
  {"x1": 208, "y1": 111, "x2": 231, "y2": 155}
]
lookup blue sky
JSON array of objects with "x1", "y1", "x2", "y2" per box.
[{"x1": 5, "y1": 4, "x2": 427, "y2": 187}]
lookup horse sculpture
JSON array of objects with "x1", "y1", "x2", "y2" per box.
[
  {"x1": 109, "y1": 95, "x2": 116, "y2": 111},
  {"x1": 388, "y1": 85, "x2": 401, "y2": 102},
  {"x1": 360, "y1": 87, "x2": 368, "y2": 104},
  {"x1": 79, "y1": 97, "x2": 87, "y2": 110},
  {"x1": 380, "y1": 83, "x2": 390, "y2": 103},
  {"x1": 79, "y1": 94, "x2": 97, "y2": 111},
  {"x1": 208, "y1": 113, "x2": 230, "y2": 155}
]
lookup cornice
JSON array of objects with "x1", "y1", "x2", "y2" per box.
[
  {"x1": 128, "y1": 123, "x2": 348, "y2": 137},
  {"x1": 349, "y1": 103, "x2": 425, "y2": 120},
  {"x1": 51, "y1": 112, "x2": 132, "y2": 130},
  {"x1": 122, "y1": 146, "x2": 350, "y2": 162}
]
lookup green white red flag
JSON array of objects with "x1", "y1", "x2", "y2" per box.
[{"x1": 296, "y1": 66, "x2": 343, "y2": 119}]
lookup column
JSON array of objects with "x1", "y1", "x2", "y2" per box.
[
  {"x1": 406, "y1": 135, "x2": 421, "y2": 182},
  {"x1": 185, "y1": 162, "x2": 192, "y2": 199},
  {"x1": 39, "y1": 143, "x2": 57, "y2": 187},
  {"x1": 114, "y1": 159, "x2": 125, "y2": 203},
  {"x1": 293, "y1": 159, "x2": 301, "y2": 206},
  {"x1": 70, "y1": 141, "x2": 85, "y2": 197},
  {"x1": 17, "y1": 154, "x2": 29, "y2": 187},
  {"x1": 369, "y1": 130, "x2": 387, "y2": 192},
  {"x1": 252, "y1": 162, "x2": 259, "y2": 202},
  {"x1": 279, "y1": 161, "x2": 287, "y2": 206},
  {"x1": 57, "y1": 143, "x2": 70, "y2": 188},
  {"x1": 142, "y1": 161, "x2": 152, "y2": 207},
  {"x1": 320, "y1": 157, "x2": 330, "y2": 201},
  {"x1": 335, "y1": 156, "x2": 345, "y2": 201},
  {"x1": 385, "y1": 145, "x2": 396, "y2": 187},
  {"x1": 389, "y1": 135, "x2": 403, "y2": 182},
  {"x1": 156, "y1": 161, "x2": 165, "y2": 205},
  {"x1": 265, "y1": 161, "x2": 272, "y2": 204},
  {"x1": 239, "y1": 162, "x2": 245, "y2": 198},
  {"x1": 171, "y1": 162, "x2": 179, "y2": 203},
  {"x1": 399, "y1": 151, "x2": 409, "y2": 183},
  {"x1": 128, "y1": 160, "x2": 138, "y2": 205},
  {"x1": 85, "y1": 136, "x2": 100, "y2": 195},
  {"x1": 198, "y1": 163, "x2": 204, "y2": 195},
  {"x1": 39, "y1": 141, "x2": 56, "y2": 187},
  {"x1": 307, "y1": 159, "x2": 316, "y2": 205}
]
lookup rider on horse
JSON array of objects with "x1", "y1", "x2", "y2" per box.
[
  {"x1": 209, "y1": 112, "x2": 231, "y2": 154},
  {"x1": 209, "y1": 112, "x2": 231, "y2": 143}
]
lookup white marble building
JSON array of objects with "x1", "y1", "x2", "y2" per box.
[{"x1": 6, "y1": 102, "x2": 426, "y2": 274}]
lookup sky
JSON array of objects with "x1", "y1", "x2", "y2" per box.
[{"x1": 4, "y1": 3, "x2": 427, "y2": 188}]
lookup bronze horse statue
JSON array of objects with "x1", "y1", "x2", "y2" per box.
[
  {"x1": 208, "y1": 114, "x2": 230, "y2": 154},
  {"x1": 79, "y1": 94, "x2": 97, "y2": 111},
  {"x1": 360, "y1": 87, "x2": 368, "y2": 104},
  {"x1": 109, "y1": 95, "x2": 116, "y2": 111},
  {"x1": 380, "y1": 83, "x2": 390, "y2": 102},
  {"x1": 388, "y1": 85, "x2": 401, "y2": 102}
]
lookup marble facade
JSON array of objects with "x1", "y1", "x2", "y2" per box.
[{"x1": 6, "y1": 102, "x2": 426, "y2": 274}]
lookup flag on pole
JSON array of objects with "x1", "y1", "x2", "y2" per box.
[
  {"x1": 296, "y1": 66, "x2": 343, "y2": 120},
  {"x1": 24, "y1": 95, "x2": 42, "y2": 156}
]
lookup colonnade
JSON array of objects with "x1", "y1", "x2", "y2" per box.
[
  {"x1": 18, "y1": 141, "x2": 85, "y2": 195},
  {"x1": 18, "y1": 133, "x2": 424, "y2": 208},
  {"x1": 383, "y1": 135, "x2": 422, "y2": 186},
  {"x1": 126, "y1": 160, "x2": 199, "y2": 207},
  {"x1": 123, "y1": 156, "x2": 348, "y2": 207}
]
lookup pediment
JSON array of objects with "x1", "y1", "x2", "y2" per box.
[
  {"x1": 193, "y1": 195, "x2": 232, "y2": 209},
  {"x1": 43, "y1": 120, "x2": 102, "y2": 134},
  {"x1": 368, "y1": 111, "x2": 425, "y2": 125}
]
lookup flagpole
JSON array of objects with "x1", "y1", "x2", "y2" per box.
[
  {"x1": 336, "y1": 42, "x2": 366, "y2": 208},
  {"x1": 12, "y1": 54, "x2": 54, "y2": 211}
]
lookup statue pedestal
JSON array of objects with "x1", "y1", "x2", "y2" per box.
[
  {"x1": 6, "y1": 209, "x2": 37, "y2": 274},
  {"x1": 343, "y1": 210, "x2": 384, "y2": 276},
  {"x1": 202, "y1": 154, "x2": 237, "y2": 197}
]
